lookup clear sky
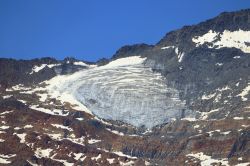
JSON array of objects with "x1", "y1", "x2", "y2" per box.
[{"x1": 0, "y1": 1, "x2": 249, "y2": 62}]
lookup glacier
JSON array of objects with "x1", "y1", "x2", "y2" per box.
[{"x1": 45, "y1": 56, "x2": 194, "y2": 128}]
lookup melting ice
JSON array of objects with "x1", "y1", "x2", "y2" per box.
[{"x1": 46, "y1": 56, "x2": 190, "y2": 128}]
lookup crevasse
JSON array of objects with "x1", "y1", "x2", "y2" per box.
[{"x1": 46, "y1": 56, "x2": 192, "y2": 128}]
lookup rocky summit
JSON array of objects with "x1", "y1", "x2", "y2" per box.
[{"x1": 0, "y1": 9, "x2": 250, "y2": 166}]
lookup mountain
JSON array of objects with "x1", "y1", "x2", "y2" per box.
[{"x1": 0, "y1": 9, "x2": 250, "y2": 166}]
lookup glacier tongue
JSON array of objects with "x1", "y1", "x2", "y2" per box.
[{"x1": 46, "y1": 56, "x2": 189, "y2": 128}]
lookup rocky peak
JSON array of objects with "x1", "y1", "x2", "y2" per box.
[
  {"x1": 0, "y1": 9, "x2": 250, "y2": 165},
  {"x1": 157, "y1": 9, "x2": 250, "y2": 47},
  {"x1": 112, "y1": 43, "x2": 153, "y2": 60}
]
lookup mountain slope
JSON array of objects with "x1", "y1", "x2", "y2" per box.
[{"x1": 0, "y1": 9, "x2": 250, "y2": 166}]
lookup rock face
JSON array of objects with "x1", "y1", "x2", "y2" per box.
[
  {"x1": 0, "y1": 9, "x2": 250, "y2": 166},
  {"x1": 0, "y1": 57, "x2": 57, "y2": 88},
  {"x1": 0, "y1": 57, "x2": 93, "y2": 88},
  {"x1": 112, "y1": 44, "x2": 154, "y2": 60}
]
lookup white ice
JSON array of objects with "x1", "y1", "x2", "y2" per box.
[{"x1": 44, "y1": 56, "x2": 192, "y2": 128}]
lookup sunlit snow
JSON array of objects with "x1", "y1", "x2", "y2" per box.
[
  {"x1": 73, "y1": 61, "x2": 88, "y2": 66},
  {"x1": 192, "y1": 29, "x2": 250, "y2": 53},
  {"x1": 187, "y1": 152, "x2": 229, "y2": 166},
  {"x1": 161, "y1": 46, "x2": 185, "y2": 62},
  {"x1": 44, "y1": 56, "x2": 193, "y2": 128},
  {"x1": 237, "y1": 83, "x2": 250, "y2": 101},
  {"x1": 30, "y1": 64, "x2": 60, "y2": 74}
]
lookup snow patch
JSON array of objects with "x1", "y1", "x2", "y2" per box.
[
  {"x1": 106, "y1": 128, "x2": 124, "y2": 136},
  {"x1": 215, "y1": 63, "x2": 223, "y2": 66},
  {"x1": 73, "y1": 61, "x2": 88, "y2": 67},
  {"x1": 182, "y1": 117, "x2": 197, "y2": 121},
  {"x1": 242, "y1": 124, "x2": 249, "y2": 128},
  {"x1": 76, "y1": 118, "x2": 84, "y2": 121},
  {"x1": 51, "y1": 124, "x2": 73, "y2": 131},
  {"x1": 30, "y1": 64, "x2": 60, "y2": 74},
  {"x1": 161, "y1": 46, "x2": 175, "y2": 50},
  {"x1": 113, "y1": 151, "x2": 137, "y2": 159},
  {"x1": 88, "y1": 139, "x2": 101, "y2": 144},
  {"x1": 14, "y1": 133, "x2": 27, "y2": 143},
  {"x1": 193, "y1": 125, "x2": 200, "y2": 129},
  {"x1": 17, "y1": 99, "x2": 27, "y2": 104},
  {"x1": 2, "y1": 95, "x2": 12, "y2": 99},
  {"x1": 192, "y1": 30, "x2": 218, "y2": 46},
  {"x1": 0, "y1": 126, "x2": 9, "y2": 130},
  {"x1": 47, "y1": 133, "x2": 62, "y2": 140},
  {"x1": 199, "y1": 108, "x2": 220, "y2": 120},
  {"x1": 30, "y1": 64, "x2": 47, "y2": 74},
  {"x1": 217, "y1": 86, "x2": 230, "y2": 91},
  {"x1": 187, "y1": 152, "x2": 229, "y2": 166},
  {"x1": 221, "y1": 131, "x2": 231, "y2": 135},
  {"x1": 0, "y1": 111, "x2": 13, "y2": 115},
  {"x1": 11, "y1": 84, "x2": 32, "y2": 91},
  {"x1": 0, "y1": 157, "x2": 11, "y2": 164},
  {"x1": 120, "y1": 160, "x2": 135, "y2": 166},
  {"x1": 175, "y1": 47, "x2": 185, "y2": 62},
  {"x1": 73, "y1": 153, "x2": 85, "y2": 161},
  {"x1": 233, "y1": 117, "x2": 244, "y2": 120},
  {"x1": 35, "y1": 148, "x2": 53, "y2": 158},
  {"x1": 234, "y1": 56, "x2": 241, "y2": 59},
  {"x1": 64, "y1": 137, "x2": 85, "y2": 147},
  {"x1": 202, "y1": 92, "x2": 216, "y2": 100},
  {"x1": 107, "y1": 158, "x2": 115, "y2": 164},
  {"x1": 30, "y1": 105, "x2": 69, "y2": 116},
  {"x1": 14, "y1": 127, "x2": 21, "y2": 130},
  {"x1": 24, "y1": 125, "x2": 33, "y2": 129},
  {"x1": 0, "y1": 154, "x2": 16, "y2": 164},
  {"x1": 91, "y1": 154, "x2": 101, "y2": 161},
  {"x1": 193, "y1": 29, "x2": 250, "y2": 53},
  {"x1": 207, "y1": 130, "x2": 220, "y2": 137},
  {"x1": 237, "y1": 83, "x2": 250, "y2": 101}
]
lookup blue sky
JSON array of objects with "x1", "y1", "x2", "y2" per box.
[{"x1": 0, "y1": 1, "x2": 249, "y2": 62}]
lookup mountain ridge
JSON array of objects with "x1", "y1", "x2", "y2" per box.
[{"x1": 0, "y1": 8, "x2": 250, "y2": 165}]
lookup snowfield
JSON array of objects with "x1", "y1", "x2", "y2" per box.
[
  {"x1": 44, "y1": 56, "x2": 194, "y2": 128},
  {"x1": 186, "y1": 152, "x2": 229, "y2": 166},
  {"x1": 30, "y1": 64, "x2": 61, "y2": 74},
  {"x1": 192, "y1": 29, "x2": 250, "y2": 53}
]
